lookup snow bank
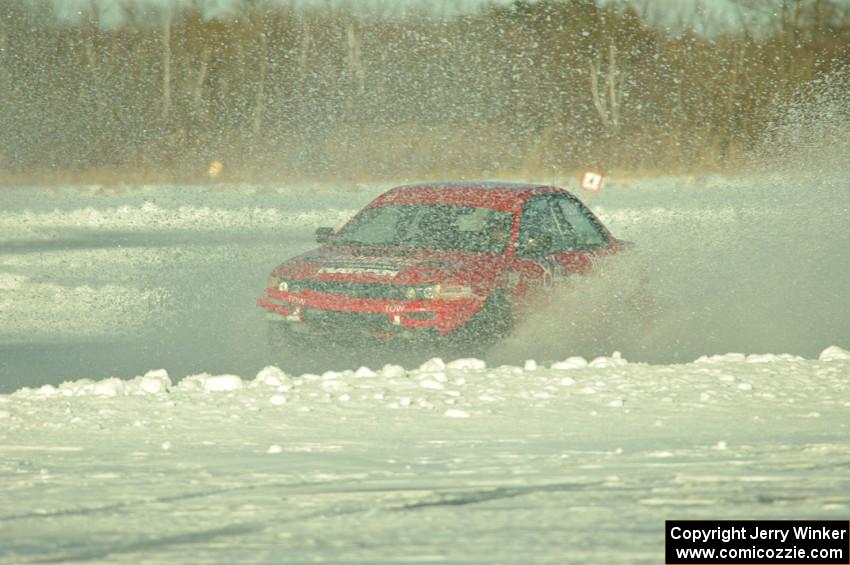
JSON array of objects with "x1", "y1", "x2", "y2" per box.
[
  {"x1": 0, "y1": 204, "x2": 357, "y2": 242},
  {"x1": 819, "y1": 345, "x2": 850, "y2": 362},
  {"x1": 6, "y1": 348, "x2": 848, "y2": 421}
]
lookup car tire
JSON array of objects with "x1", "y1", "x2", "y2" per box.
[
  {"x1": 449, "y1": 291, "x2": 513, "y2": 353},
  {"x1": 266, "y1": 321, "x2": 306, "y2": 362}
]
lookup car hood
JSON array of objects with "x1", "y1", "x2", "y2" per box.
[{"x1": 272, "y1": 246, "x2": 503, "y2": 287}]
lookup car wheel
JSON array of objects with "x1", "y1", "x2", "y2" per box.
[
  {"x1": 449, "y1": 291, "x2": 513, "y2": 352},
  {"x1": 482, "y1": 291, "x2": 514, "y2": 339},
  {"x1": 266, "y1": 321, "x2": 306, "y2": 361}
]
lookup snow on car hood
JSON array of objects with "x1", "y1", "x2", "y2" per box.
[{"x1": 273, "y1": 246, "x2": 501, "y2": 285}]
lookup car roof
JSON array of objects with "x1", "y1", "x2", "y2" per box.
[
  {"x1": 371, "y1": 181, "x2": 564, "y2": 211},
  {"x1": 398, "y1": 180, "x2": 543, "y2": 190}
]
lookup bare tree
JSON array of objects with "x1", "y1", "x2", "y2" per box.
[
  {"x1": 161, "y1": 4, "x2": 172, "y2": 121},
  {"x1": 192, "y1": 46, "x2": 211, "y2": 118},
  {"x1": 241, "y1": 1, "x2": 271, "y2": 137},
  {"x1": 0, "y1": 10, "x2": 8, "y2": 89},
  {"x1": 298, "y1": 15, "x2": 312, "y2": 79},
  {"x1": 254, "y1": 30, "x2": 268, "y2": 136},
  {"x1": 346, "y1": 19, "x2": 366, "y2": 95},
  {"x1": 80, "y1": 2, "x2": 108, "y2": 128},
  {"x1": 589, "y1": 42, "x2": 625, "y2": 132}
]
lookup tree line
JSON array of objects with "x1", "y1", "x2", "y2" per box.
[{"x1": 1, "y1": 0, "x2": 848, "y2": 183}]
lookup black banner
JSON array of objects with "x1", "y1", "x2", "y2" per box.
[{"x1": 666, "y1": 520, "x2": 849, "y2": 564}]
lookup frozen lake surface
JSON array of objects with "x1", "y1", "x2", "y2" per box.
[{"x1": 1, "y1": 176, "x2": 849, "y2": 562}]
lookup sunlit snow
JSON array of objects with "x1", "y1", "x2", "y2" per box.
[{"x1": 2, "y1": 347, "x2": 849, "y2": 562}]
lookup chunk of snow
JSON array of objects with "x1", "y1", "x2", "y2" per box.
[
  {"x1": 380, "y1": 364, "x2": 406, "y2": 378},
  {"x1": 523, "y1": 360, "x2": 537, "y2": 371},
  {"x1": 419, "y1": 358, "x2": 446, "y2": 372},
  {"x1": 446, "y1": 358, "x2": 485, "y2": 370},
  {"x1": 589, "y1": 352, "x2": 627, "y2": 368},
  {"x1": 202, "y1": 374, "x2": 243, "y2": 392},
  {"x1": 94, "y1": 378, "x2": 125, "y2": 397},
  {"x1": 696, "y1": 353, "x2": 747, "y2": 364},
  {"x1": 267, "y1": 445, "x2": 282, "y2": 454},
  {"x1": 551, "y1": 356, "x2": 588, "y2": 370},
  {"x1": 819, "y1": 346, "x2": 850, "y2": 362},
  {"x1": 270, "y1": 395, "x2": 287, "y2": 406},
  {"x1": 255, "y1": 366, "x2": 287, "y2": 386},
  {"x1": 444, "y1": 409, "x2": 470, "y2": 418},
  {"x1": 354, "y1": 366, "x2": 376, "y2": 378},
  {"x1": 420, "y1": 371, "x2": 447, "y2": 383},
  {"x1": 37, "y1": 384, "x2": 59, "y2": 397},
  {"x1": 138, "y1": 369, "x2": 171, "y2": 394},
  {"x1": 559, "y1": 377, "x2": 576, "y2": 386},
  {"x1": 746, "y1": 354, "x2": 780, "y2": 363}
]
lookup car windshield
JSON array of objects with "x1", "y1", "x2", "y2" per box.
[{"x1": 333, "y1": 204, "x2": 514, "y2": 253}]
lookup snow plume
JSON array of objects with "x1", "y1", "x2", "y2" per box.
[
  {"x1": 499, "y1": 165, "x2": 850, "y2": 365},
  {"x1": 579, "y1": 76, "x2": 850, "y2": 365},
  {"x1": 494, "y1": 251, "x2": 657, "y2": 365},
  {"x1": 757, "y1": 72, "x2": 850, "y2": 178}
]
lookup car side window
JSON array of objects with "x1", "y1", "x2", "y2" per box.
[
  {"x1": 553, "y1": 195, "x2": 609, "y2": 249},
  {"x1": 518, "y1": 195, "x2": 577, "y2": 255},
  {"x1": 337, "y1": 206, "x2": 405, "y2": 246}
]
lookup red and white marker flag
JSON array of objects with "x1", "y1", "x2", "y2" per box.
[{"x1": 579, "y1": 170, "x2": 605, "y2": 192}]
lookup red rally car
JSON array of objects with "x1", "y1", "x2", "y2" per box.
[{"x1": 258, "y1": 181, "x2": 629, "y2": 348}]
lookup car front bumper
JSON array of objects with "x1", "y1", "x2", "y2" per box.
[{"x1": 257, "y1": 287, "x2": 484, "y2": 339}]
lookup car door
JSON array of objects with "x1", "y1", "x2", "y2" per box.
[{"x1": 506, "y1": 193, "x2": 612, "y2": 312}]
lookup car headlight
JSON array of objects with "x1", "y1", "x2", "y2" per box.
[
  {"x1": 405, "y1": 286, "x2": 432, "y2": 300},
  {"x1": 434, "y1": 284, "x2": 474, "y2": 300},
  {"x1": 268, "y1": 275, "x2": 289, "y2": 292}
]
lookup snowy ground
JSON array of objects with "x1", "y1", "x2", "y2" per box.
[
  {"x1": 2, "y1": 348, "x2": 849, "y2": 563},
  {"x1": 1, "y1": 175, "x2": 849, "y2": 562}
]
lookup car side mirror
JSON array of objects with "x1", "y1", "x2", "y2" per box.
[
  {"x1": 315, "y1": 227, "x2": 334, "y2": 244},
  {"x1": 520, "y1": 234, "x2": 554, "y2": 256}
]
